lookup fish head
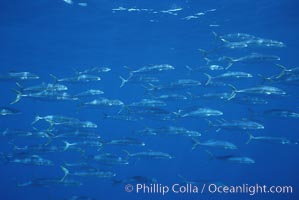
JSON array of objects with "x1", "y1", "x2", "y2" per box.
[
  {"x1": 210, "y1": 65, "x2": 224, "y2": 71},
  {"x1": 253, "y1": 122, "x2": 264, "y2": 129},
  {"x1": 241, "y1": 157, "x2": 255, "y2": 164}
]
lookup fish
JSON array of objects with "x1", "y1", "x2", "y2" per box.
[
  {"x1": 77, "y1": 2, "x2": 87, "y2": 7},
  {"x1": 127, "y1": 99, "x2": 166, "y2": 109},
  {"x1": 1, "y1": 154, "x2": 53, "y2": 166},
  {"x1": 213, "y1": 32, "x2": 285, "y2": 48},
  {"x1": 179, "y1": 107, "x2": 223, "y2": 118},
  {"x1": 135, "y1": 127, "x2": 158, "y2": 136},
  {"x1": 153, "y1": 94, "x2": 188, "y2": 101},
  {"x1": 78, "y1": 67, "x2": 111, "y2": 74},
  {"x1": 192, "y1": 138, "x2": 237, "y2": 150},
  {"x1": 119, "y1": 74, "x2": 159, "y2": 88},
  {"x1": 0, "y1": 72, "x2": 40, "y2": 81},
  {"x1": 142, "y1": 126, "x2": 201, "y2": 137},
  {"x1": 50, "y1": 74, "x2": 101, "y2": 83},
  {"x1": 213, "y1": 32, "x2": 257, "y2": 43},
  {"x1": 32, "y1": 115, "x2": 78, "y2": 126},
  {"x1": 60, "y1": 166, "x2": 116, "y2": 181},
  {"x1": 185, "y1": 65, "x2": 225, "y2": 73},
  {"x1": 201, "y1": 92, "x2": 233, "y2": 101},
  {"x1": 123, "y1": 150, "x2": 174, "y2": 160},
  {"x1": 91, "y1": 153, "x2": 129, "y2": 165},
  {"x1": 62, "y1": 0, "x2": 73, "y2": 5},
  {"x1": 74, "y1": 89, "x2": 104, "y2": 97},
  {"x1": 16, "y1": 82, "x2": 68, "y2": 93},
  {"x1": 82, "y1": 98, "x2": 124, "y2": 107},
  {"x1": 160, "y1": 8, "x2": 183, "y2": 15},
  {"x1": 144, "y1": 80, "x2": 201, "y2": 93},
  {"x1": 17, "y1": 178, "x2": 82, "y2": 187},
  {"x1": 10, "y1": 90, "x2": 78, "y2": 104},
  {"x1": 204, "y1": 71, "x2": 252, "y2": 85},
  {"x1": 125, "y1": 64, "x2": 175, "y2": 77},
  {"x1": 205, "y1": 150, "x2": 255, "y2": 164},
  {"x1": 233, "y1": 96, "x2": 269, "y2": 105},
  {"x1": 220, "y1": 53, "x2": 280, "y2": 69},
  {"x1": 103, "y1": 113, "x2": 143, "y2": 121},
  {"x1": 228, "y1": 84, "x2": 286, "y2": 100},
  {"x1": 246, "y1": 133, "x2": 298, "y2": 145},
  {"x1": 1, "y1": 128, "x2": 52, "y2": 141},
  {"x1": 53, "y1": 130, "x2": 101, "y2": 140},
  {"x1": 103, "y1": 138, "x2": 145, "y2": 146},
  {"x1": 263, "y1": 109, "x2": 299, "y2": 118},
  {"x1": 0, "y1": 107, "x2": 20, "y2": 116},
  {"x1": 207, "y1": 119, "x2": 264, "y2": 132},
  {"x1": 13, "y1": 141, "x2": 80, "y2": 153},
  {"x1": 276, "y1": 64, "x2": 299, "y2": 76},
  {"x1": 31, "y1": 115, "x2": 97, "y2": 129}
]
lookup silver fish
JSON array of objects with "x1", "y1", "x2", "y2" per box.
[
  {"x1": 123, "y1": 150, "x2": 174, "y2": 160},
  {"x1": 204, "y1": 71, "x2": 252, "y2": 85},
  {"x1": 0, "y1": 107, "x2": 20, "y2": 116},
  {"x1": 192, "y1": 138, "x2": 237, "y2": 150}
]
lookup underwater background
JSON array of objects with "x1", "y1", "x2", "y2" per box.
[{"x1": 0, "y1": 0, "x2": 298, "y2": 199}]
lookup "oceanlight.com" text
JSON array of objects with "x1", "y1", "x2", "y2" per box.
[{"x1": 124, "y1": 183, "x2": 294, "y2": 196}]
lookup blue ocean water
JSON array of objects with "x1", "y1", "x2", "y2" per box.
[{"x1": 0, "y1": 0, "x2": 298, "y2": 200}]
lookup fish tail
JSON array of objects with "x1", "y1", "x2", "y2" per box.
[
  {"x1": 123, "y1": 66, "x2": 135, "y2": 77},
  {"x1": 39, "y1": 128, "x2": 54, "y2": 145},
  {"x1": 123, "y1": 66, "x2": 134, "y2": 71},
  {"x1": 185, "y1": 92, "x2": 194, "y2": 100},
  {"x1": 16, "y1": 181, "x2": 32, "y2": 187},
  {"x1": 191, "y1": 138, "x2": 200, "y2": 150},
  {"x1": 204, "y1": 150, "x2": 214, "y2": 160},
  {"x1": 117, "y1": 104, "x2": 128, "y2": 114},
  {"x1": 172, "y1": 110, "x2": 183, "y2": 118},
  {"x1": 72, "y1": 67, "x2": 79, "y2": 74},
  {"x1": 119, "y1": 76, "x2": 129, "y2": 88},
  {"x1": 2, "y1": 128, "x2": 9, "y2": 136},
  {"x1": 76, "y1": 102, "x2": 85, "y2": 113},
  {"x1": 15, "y1": 82, "x2": 24, "y2": 91},
  {"x1": 212, "y1": 31, "x2": 219, "y2": 40},
  {"x1": 60, "y1": 166, "x2": 70, "y2": 182},
  {"x1": 212, "y1": 31, "x2": 228, "y2": 43},
  {"x1": 10, "y1": 89, "x2": 23, "y2": 104},
  {"x1": 257, "y1": 74, "x2": 273, "y2": 84},
  {"x1": 44, "y1": 136, "x2": 53, "y2": 146},
  {"x1": 221, "y1": 57, "x2": 234, "y2": 69},
  {"x1": 227, "y1": 84, "x2": 237, "y2": 101},
  {"x1": 205, "y1": 119, "x2": 214, "y2": 128},
  {"x1": 49, "y1": 74, "x2": 58, "y2": 83},
  {"x1": 63, "y1": 141, "x2": 77, "y2": 151},
  {"x1": 185, "y1": 66, "x2": 193, "y2": 75},
  {"x1": 147, "y1": 83, "x2": 157, "y2": 90},
  {"x1": 225, "y1": 62, "x2": 233, "y2": 69},
  {"x1": 198, "y1": 48, "x2": 209, "y2": 62},
  {"x1": 275, "y1": 64, "x2": 287, "y2": 78},
  {"x1": 246, "y1": 132, "x2": 254, "y2": 144},
  {"x1": 31, "y1": 115, "x2": 42, "y2": 125},
  {"x1": 143, "y1": 83, "x2": 157, "y2": 95},
  {"x1": 122, "y1": 149, "x2": 131, "y2": 158},
  {"x1": 203, "y1": 73, "x2": 213, "y2": 85}
]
